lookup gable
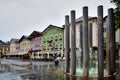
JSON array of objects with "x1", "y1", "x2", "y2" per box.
[{"x1": 42, "y1": 25, "x2": 63, "y2": 36}]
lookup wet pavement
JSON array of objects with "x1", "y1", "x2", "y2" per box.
[
  {"x1": 0, "y1": 59, "x2": 65, "y2": 80},
  {"x1": 0, "y1": 59, "x2": 120, "y2": 80}
]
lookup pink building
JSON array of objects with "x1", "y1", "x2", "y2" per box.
[{"x1": 29, "y1": 31, "x2": 42, "y2": 58}]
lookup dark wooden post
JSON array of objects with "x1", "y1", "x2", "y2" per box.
[
  {"x1": 97, "y1": 5, "x2": 104, "y2": 79},
  {"x1": 88, "y1": 23, "x2": 93, "y2": 72},
  {"x1": 80, "y1": 24, "x2": 83, "y2": 68},
  {"x1": 107, "y1": 8, "x2": 115, "y2": 75},
  {"x1": 70, "y1": 10, "x2": 76, "y2": 75},
  {"x1": 65, "y1": 15, "x2": 70, "y2": 73},
  {"x1": 83, "y1": 6, "x2": 89, "y2": 77},
  {"x1": 88, "y1": 23, "x2": 92, "y2": 48}
]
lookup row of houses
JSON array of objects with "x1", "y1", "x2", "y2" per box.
[
  {"x1": 0, "y1": 16, "x2": 120, "y2": 60},
  {"x1": 4, "y1": 25, "x2": 64, "y2": 60}
]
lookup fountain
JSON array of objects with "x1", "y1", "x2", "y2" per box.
[
  {"x1": 76, "y1": 48, "x2": 82, "y2": 73},
  {"x1": 89, "y1": 48, "x2": 98, "y2": 75},
  {"x1": 64, "y1": 5, "x2": 115, "y2": 78},
  {"x1": 76, "y1": 48, "x2": 98, "y2": 77}
]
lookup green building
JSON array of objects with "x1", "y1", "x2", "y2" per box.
[{"x1": 41, "y1": 25, "x2": 64, "y2": 59}]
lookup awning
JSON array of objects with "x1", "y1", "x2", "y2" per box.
[
  {"x1": 37, "y1": 50, "x2": 62, "y2": 54},
  {"x1": 4, "y1": 52, "x2": 28, "y2": 55},
  {"x1": 29, "y1": 50, "x2": 41, "y2": 52}
]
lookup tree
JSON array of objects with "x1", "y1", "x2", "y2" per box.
[{"x1": 111, "y1": 0, "x2": 120, "y2": 30}]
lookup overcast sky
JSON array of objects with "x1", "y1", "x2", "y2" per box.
[{"x1": 0, "y1": 0, "x2": 115, "y2": 42}]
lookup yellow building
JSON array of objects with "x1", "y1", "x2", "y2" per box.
[
  {"x1": 0, "y1": 41, "x2": 10, "y2": 58},
  {"x1": 19, "y1": 35, "x2": 31, "y2": 52},
  {"x1": 10, "y1": 39, "x2": 19, "y2": 53}
]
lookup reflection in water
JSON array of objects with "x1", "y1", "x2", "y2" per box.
[
  {"x1": 0, "y1": 60, "x2": 120, "y2": 80},
  {"x1": 0, "y1": 61, "x2": 65, "y2": 80},
  {"x1": 41, "y1": 65, "x2": 64, "y2": 80},
  {"x1": 64, "y1": 74, "x2": 70, "y2": 80},
  {"x1": 70, "y1": 76, "x2": 76, "y2": 80}
]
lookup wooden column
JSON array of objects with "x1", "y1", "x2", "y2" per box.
[
  {"x1": 83, "y1": 6, "x2": 89, "y2": 77},
  {"x1": 65, "y1": 15, "x2": 70, "y2": 73},
  {"x1": 70, "y1": 10, "x2": 76, "y2": 75},
  {"x1": 97, "y1": 5, "x2": 104, "y2": 78},
  {"x1": 88, "y1": 23, "x2": 92, "y2": 48},
  {"x1": 107, "y1": 8, "x2": 115, "y2": 75},
  {"x1": 80, "y1": 24, "x2": 83, "y2": 68}
]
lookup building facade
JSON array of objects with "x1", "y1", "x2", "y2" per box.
[
  {"x1": 73, "y1": 16, "x2": 120, "y2": 57},
  {"x1": 0, "y1": 41, "x2": 10, "y2": 58},
  {"x1": 19, "y1": 35, "x2": 31, "y2": 53},
  {"x1": 116, "y1": 28, "x2": 120, "y2": 56},
  {"x1": 103, "y1": 16, "x2": 120, "y2": 57},
  {"x1": 28, "y1": 31, "x2": 42, "y2": 59},
  {"x1": 41, "y1": 25, "x2": 64, "y2": 59},
  {"x1": 10, "y1": 38, "x2": 19, "y2": 53},
  {"x1": 74, "y1": 17, "x2": 98, "y2": 48}
]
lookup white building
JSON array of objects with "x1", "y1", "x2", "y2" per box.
[{"x1": 70, "y1": 16, "x2": 98, "y2": 49}]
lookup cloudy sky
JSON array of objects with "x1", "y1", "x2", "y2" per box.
[{"x1": 0, "y1": 0, "x2": 115, "y2": 42}]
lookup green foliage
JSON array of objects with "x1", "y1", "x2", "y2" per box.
[
  {"x1": 111, "y1": 0, "x2": 120, "y2": 30},
  {"x1": 111, "y1": 0, "x2": 120, "y2": 6}
]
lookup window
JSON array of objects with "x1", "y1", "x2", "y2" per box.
[
  {"x1": 47, "y1": 36, "x2": 49, "y2": 42},
  {"x1": 55, "y1": 45, "x2": 58, "y2": 50},
  {"x1": 43, "y1": 38, "x2": 46, "y2": 43},
  {"x1": 59, "y1": 34, "x2": 62, "y2": 40},
  {"x1": 60, "y1": 44, "x2": 62, "y2": 49},
  {"x1": 44, "y1": 46, "x2": 46, "y2": 50},
  {"x1": 55, "y1": 35, "x2": 58, "y2": 41},
  {"x1": 47, "y1": 47, "x2": 49, "y2": 50},
  {"x1": 51, "y1": 36, "x2": 53, "y2": 41}
]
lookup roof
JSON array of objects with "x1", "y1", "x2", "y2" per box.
[
  {"x1": 28, "y1": 31, "x2": 41, "y2": 39},
  {"x1": 0, "y1": 40, "x2": 10, "y2": 46},
  {"x1": 76, "y1": 16, "x2": 97, "y2": 23},
  {"x1": 42, "y1": 24, "x2": 64, "y2": 34},
  {"x1": 10, "y1": 38, "x2": 19, "y2": 43},
  {"x1": 103, "y1": 16, "x2": 107, "y2": 21},
  {"x1": 19, "y1": 35, "x2": 30, "y2": 42}
]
